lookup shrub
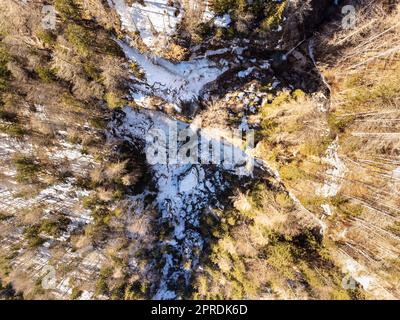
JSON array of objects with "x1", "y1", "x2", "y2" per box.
[
  {"x1": 266, "y1": 243, "x2": 295, "y2": 279},
  {"x1": 330, "y1": 289, "x2": 351, "y2": 300},
  {"x1": 0, "y1": 212, "x2": 11, "y2": 221},
  {"x1": 35, "y1": 65, "x2": 57, "y2": 82},
  {"x1": 193, "y1": 23, "x2": 213, "y2": 41},
  {"x1": 292, "y1": 89, "x2": 306, "y2": 101},
  {"x1": 0, "y1": 280, "x2": 23, "y2": 300},
  {"x1": 292, "y1": 230, "x2": 323, "y2": 257},
  {"x1": 261, "y1": 91, "x2": 291, "y2": 118},
  {"x1": 36, "y1": 30, "x2": 56, "y2": 47},
  {"x1": 83, "y1": 63, "x2": 101, "y2": 82},
  {"x1": 329, "y1": 196, "x2": 363, "y2": 218},
  {"x1": 12, "y1": 155, "x2": 41, "y2": 183},
  {"x1": 124, "y1": 280, "x2": 149, "y2": 300},
  {"x1": 300, "y1": 262, "x2": 324, "y2": 290},
  {"x1": 89, "y1": 117, "x2": 107, "y2": 130},
  {"x1": 0, "y1": 123, "x2": 26, "y2": 137},
  {"x1": 0, "y1": 110, "x2": 17, "y2": 122},
  {"x1": 328, "y1": 113, "x2": 355, "y2": 133},
  {"x1": 0, "y1": 43, "x2": 10, "y2": 91},
  {"x1": 82, "y1": 195, "x2": 101, "y2": 210},
  {"x1": 279, "y1": 163, "x2": 305, "y2": 181},
  {"x1": 24, "y1": 225, "x2": 45, "y2": 248},
  {"x1": 300, "y1": 136, "x2": 334, "y2": 157},
  {"x1": 212, "y1": 0, "x2": 237, "y2": 15},
  {"x1": 387, "y1": 221, "x2": 400, "y2": 237},
  {"x1": 65, "y1": 24, "x2": 91, "y2": 55},
  {"x1": 129, "y1": 62, "x2": 145, "y2": 80},
  {"x1": 70, "y1": 287, "x2": 82, "y2": 300},
  {"x1": 260, "y1": 118, "x2": 278, "y2": 137},
  {"x1": 60, "y1": 93, "x2": 84, "y2": 111},
  {"x1": 261, "y1": 2, "x2": 286, "y2": 31},
  {"x1": 96, "y1": 33, "x2": 124, "y2": 57},
  {"x1": 275, "y1": 192, "x2": 293, "y2": 209},
  {"x1": 95, "y1": 267, "x2": 112, "y2": 296},
  {"x1": 39, "y1": 216, "x2": 71, "y2": 237}
]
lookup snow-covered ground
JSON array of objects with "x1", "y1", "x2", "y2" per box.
[
  {"x1": 111, "y1": 0, "x2": 183, "y2": 49},
  {"x1": 110, "y1": 0, "x2": 221, "y2": 50},
  {"x1": 317, "y1": 138, "x2": 347, "y2": 217},
  {"x1": 118, "y1": 41, "x2": 228, "y2": 104},
  {"x1": 317, "y1": 138, "x2": 346, "y2": 198},
  {"x1": 110, "y1": 107, "x2": 257, "y2": 299},
  {"x1": 334, "y1": 252, "x2": 396, "y2": 299}
]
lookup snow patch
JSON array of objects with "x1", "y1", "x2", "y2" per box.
[
  {"x1": 317, "y1": 138, "x2": 346, "y2": 198},
  {"x1": 111, "y1": 0, "x2": 183, "y2": 49},
  {"x1": 179, "y1": 168, "x2": 199, "y2": 193},
  {"x1": 238, "y1": 67, "x2": 256, "y2": 78}
]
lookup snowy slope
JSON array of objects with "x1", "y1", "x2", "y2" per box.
[
  {"x1": 110, "y1": 0, "x2": 218, "y2": 50},
  {"x1": 110, "y1": 107, "x2": 255, "y2": 299},
  {"x1": 111, "y1": 0, "x2": 183, "y2": 49}
]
